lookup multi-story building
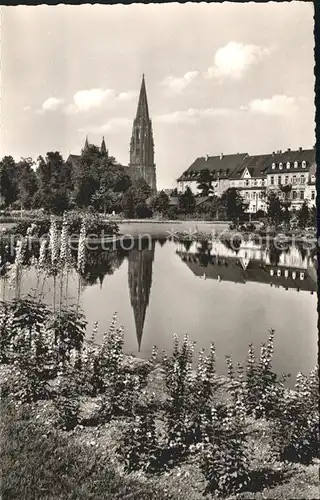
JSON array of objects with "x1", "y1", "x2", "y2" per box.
[
  {"x1": 177, "y1": 152, "x2": 248, "y2": 196},
  {"x1": 177, "y1": 147, "x2": 316, "y2": 213},
  {"x1": 265, "y1": 148, "x2": 316, "y2": 211}
]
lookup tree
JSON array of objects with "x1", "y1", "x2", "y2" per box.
[
  {"x1": 33, "y1": 152, "x2": 70, "y2": 214},
  {"x1": 219, "y1": 188, "x2": 247, "y2": 221},
  {"x1": 121, "y1": 190, "x2": 135, "y2": 218},
  {"x1": 266, "y1": 192, "x2": 283, "y2": 226},
  {"x1": 17, "y1": 158, "x2": 38, "y2": 209},
  {"x1": 297, "y1": 201, "x2": 310, "y2": 229},
  {"x1": 150, "y1": 190, "x2": 170, "y2": 214},
  {"x1": 196, "y1": 169, "x2": 214, "y2": 196},
  {"x1": 0, "y1": 156, "x2": 19, "y2": 207},
  {"x1": 178, "y1": 187, "x2": 196, "y2": 214}
]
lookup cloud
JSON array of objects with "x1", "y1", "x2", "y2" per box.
[
  {"x1": 206, "y1": 42, "x2": 273, "y2": 80},
  {"x1": 65, "y1": 88, "x2": 137, "y2": 114},
  {"x1": 79, "y1": 117, "x2": 131, "y2": 135},
  {"x1": 41, "y1": 97, "x2": 64, "y2": 111},
  {"x1": 23, "y1": 105, "x2": 31, "y2": 112},
  {"x1": 161, "y1": 71, "x2": 199, "y2": 93},
  {"x1": 154, "y1": 107, "x2": 233, "y2": 124},
  {"x1": 244, "y1": 95, "x2": 298, "y2": 116}
]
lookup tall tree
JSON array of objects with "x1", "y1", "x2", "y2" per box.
[
  {"x1": 297, "y1": 201, "x2": 310, "y2": 229},
  {"x1": 33, "y1": 152, "x2": 70, "y2": 214},
  {"x1": 196, "y1": 168, "x2": 214, "y2": 196},
  {"x1": 17, "y1": 158, "x2": 38, "y2": 209},
  {"x1": 0, "y1": 156, "x2": 19, "y2": 207},
  {"x1": 266, "y1": 192, "x2": 285, "y2": 226},
  {"x1": 178, "y1": 186, "x2": 196, "y2": 213},
  {"x1": 150, "y1": 190, "x2": 170, "y2": 214},
  {"x1": 219, "y1": 188, "x2": 247, "y2": 221}
]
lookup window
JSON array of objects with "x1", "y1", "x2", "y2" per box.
[
  {"x1": 285, "y1": 175, "x2": 289, "y2": 184},
  {"x1": 270, "y1": 176, "x2": 274, "y2": 185},
  {"x1": 302, "y1": 161, "x2": 306, "y2": 168},
  {"x1": 292, "y1": 271, "x2": 296, "y2": 279},
  {"x1": 311, "y1": 175, "x2": 315, "y2": 183},
  {"x1": 300, "y1": 175, "x2": 305, "y2": 184},
  {"x1": 277, "y1": 269, "x2": 281, "y2": 277},
  {"x1": 286, "y1": 162, "x2": 290, "y2": 169},
  {"x1": 254, "y1": 179, "x2": 258, "y2": 185},
  {"x1": 311, "y1": 191, "x2": 315, "y2": 200},
  {"x1": 245, "y1": 192, "x2": 249, "y2": 200},
  {"x1": 284, "y1": 270, "x2": 289, "y2": 278},
  {"x1": 292, "y1": 191, "x2": 297, "y2": 200},
  {"x1": 279, "y1": 162, "x2": 283, "y2": 170},
  {"x1": 300, "y1": 272, "x2": 305, "y2": 280},
  {"x1": 294, "y1": 161, "x2": 298, "y2": 168},
  {"x1": 272, "y1": 163, "x2": 276, "y2": 169},
  {"x1": 300, "y1": 191, "x2": 304, "y2": 200},
  {"x1": 278, "y1": 175, "x2": 282, "y2": 185},
  {"x1": 293, "y1": 175, "x2": 297, "y2": 184},
  {"x1": 245, "y1": 179, "x2": 249, "y2": 186}
]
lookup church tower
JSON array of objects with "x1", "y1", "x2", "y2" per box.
[{"x1": 129, "y1": 75, "x2": 157, "y2": 191}]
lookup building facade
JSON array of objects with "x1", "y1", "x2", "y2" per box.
[{"x1": 177, "y1": 148, "x2": 316, "y2": 213}]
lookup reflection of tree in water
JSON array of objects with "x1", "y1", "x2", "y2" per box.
[
  {"x1": 196, "y1": 240, "x2": 212, "y2": 267},
  {"x1": 220, "y1": 237, "x2": 240, "y2": 255},
  {"x1": 182, "y1": 239, "x2": 193, "y2": 252},
  {"x1": 295, "y1": 242, "x2": 308, "y2": 263},
  {"x1": 81, "y1": 248, "x2": 125, "y2": 287},
  {"x1": 127, "y1": 239, "x2": 155, "y2": 352},
  {"x1": 268, "y1": 243, "x2": 282, "y2": 266},
  {"x1": 156, "y1": 237, "x2": 167, "y2": 247}
]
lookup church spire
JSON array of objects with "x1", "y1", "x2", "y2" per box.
[
  {"x1": 136, "y1": 73, "x2": 149, "y2": 121},
  {"x1": 84, "y1": 135, "x2": 89, "y2": 151},
  {"x1": 101, "y1": 136, "x2": 108, "y2": 156}
]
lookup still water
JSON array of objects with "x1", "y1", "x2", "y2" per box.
[{"x1": 3, "y1": 235, "x2": 318, "y2": 383}]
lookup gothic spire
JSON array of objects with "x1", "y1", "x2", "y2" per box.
[
  {"x1": 84, "y1": 135, "x2": 89, "y2": 151},
  {"x1": 136, "y1": 73, "x2": 149, "y2": 121},
  {"x1": 101, "y1": 136, "x2": 107, "y2": 155}
]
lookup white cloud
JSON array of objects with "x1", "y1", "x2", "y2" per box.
[
  {"x1": 245, "y1": 95, "x2": 298, "y2": 116},
  {"x1": 154, "y1": 107, "x2": 233, "y2": 124},
  {"x1": 206, "y1": 42, "x2": 273, "y2": 80},
  {"x1": 41, "y1": 97, "x2": 64, "y2": 111},
  {"x1": 79, "y1": 117, "x2": 131, "y2": 135},
  {"x1": 161, "y1": 71, "x2": 199, "y2": 93},
  {"x1": 23, "y1": 105, "x2": 31, "y2": 112},
  {"x1": 65, "y1": 88, "x2": 137, "y2": 114}
]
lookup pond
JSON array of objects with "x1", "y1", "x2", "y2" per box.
[{"x1": 2, "y1": 231, "x2": 317, "y2": 385}]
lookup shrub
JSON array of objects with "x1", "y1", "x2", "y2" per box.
[{"x1": 1, "y1": 404, "x2": 179, "y2": 500}]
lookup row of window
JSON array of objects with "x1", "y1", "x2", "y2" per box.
[
  {"x1": 270, "y1": 174, "x2": 306, "y2": 185},
  {"x1": 270, "y1": 269, "x2": 305, "y2": 280},
  {"x1": 271, "y1": 161, "x2": 307, "y2": 170}
]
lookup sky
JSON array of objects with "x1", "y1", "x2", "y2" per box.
[{"x1": 0, "y1": 2, "x2": 315, "y2": 189}]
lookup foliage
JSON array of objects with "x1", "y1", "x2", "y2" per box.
[
  {"x1": 196, "y1": 169, "x2": 214, "y2": 196},
  {"x1": 1, "y1": 404, "x2": 178, "y2": 500},
  {"x1": 150, "y1": 190, "x2": 170, "y2": 215},
  {"x1": 178, "y1": 187, "x2": 196, "y2": 213},
  {"x1": 219, "y1": 187, "x2": 247, "y2": 221},
  {"x1": 297, "y1": 201, "x2": 310, "y2": 229}
]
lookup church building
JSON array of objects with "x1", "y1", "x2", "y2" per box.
[{"x1": 66, "y1": 75, "x2": 157, "y2": 191}]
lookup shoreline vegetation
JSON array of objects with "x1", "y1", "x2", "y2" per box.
[{"x1": 0, "y1": 213, "x2": 319, "y2": 500}]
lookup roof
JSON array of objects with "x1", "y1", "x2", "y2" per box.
[
  {"x1": 177, "y1": 153, "x2": 248, "y2": 182},
  {"x1": 265, "y1": 148, "x2": 315, "y2": 173},
  {"x1": 66, "y1": 154, "x2": 81, "y2": 166},
  {"x1": 230, "y1": 154, "x2": 273, "y2": 179}
]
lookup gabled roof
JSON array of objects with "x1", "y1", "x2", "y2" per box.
[
  {"x1": 230, "y1": 154, "x2": 273, "y2": 179},
  {"x1": 66, "y1": 154, "x2": 81, "y2": 167},
  {"x1": 177, "y1": 153, "x2": 248, "y2": 182}
]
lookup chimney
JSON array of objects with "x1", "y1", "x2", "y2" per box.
[
  {"x1": 220, "y1": 153, "x2": 223, "y2": 160},
  {"x1": 272, "y1": 151, "x2": 275, "y2": 155},
  {"x1": 287, "y1": 148, "x2": 291, "y2": 152},
  {"x1": 299, "y1": 147, "x2": 302, "y2": 152},
  {"x1": 206, "y1": 154, "x2": 209, "y2": 161}
]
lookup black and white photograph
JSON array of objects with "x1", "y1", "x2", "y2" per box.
[{"x1": 0, "y1": 2, "x2": 319, "y2": 499}]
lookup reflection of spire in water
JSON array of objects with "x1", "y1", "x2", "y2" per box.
[{"x1": 128, "y1": 240, "x2": 155, "y2": 351}]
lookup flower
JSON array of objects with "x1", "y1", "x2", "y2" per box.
[
  {"x1": 77, "y1": 217, "x2": 86, "y2": 273},
  {"x1": 49, "y1": 216, "x2": 59, "y2": 266},
  {"x1": 60, "y1": 212, "x2": 70, "y2": 265}
]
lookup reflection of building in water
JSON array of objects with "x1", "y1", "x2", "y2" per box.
[
  {"x1": 128, "y1": 240, "x2": 155, "y2": 351},
  {"x1": 176, "y1": 241, "x2": 317, "y2": 293}
]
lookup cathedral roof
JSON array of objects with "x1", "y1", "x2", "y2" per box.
[{"x1": 135, "y1": 74, "x2": 150, "y2": 121}]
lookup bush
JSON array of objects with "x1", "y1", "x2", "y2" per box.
[{"x1": 1, "y1": 404, "x2": 179, "y2": 500}]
